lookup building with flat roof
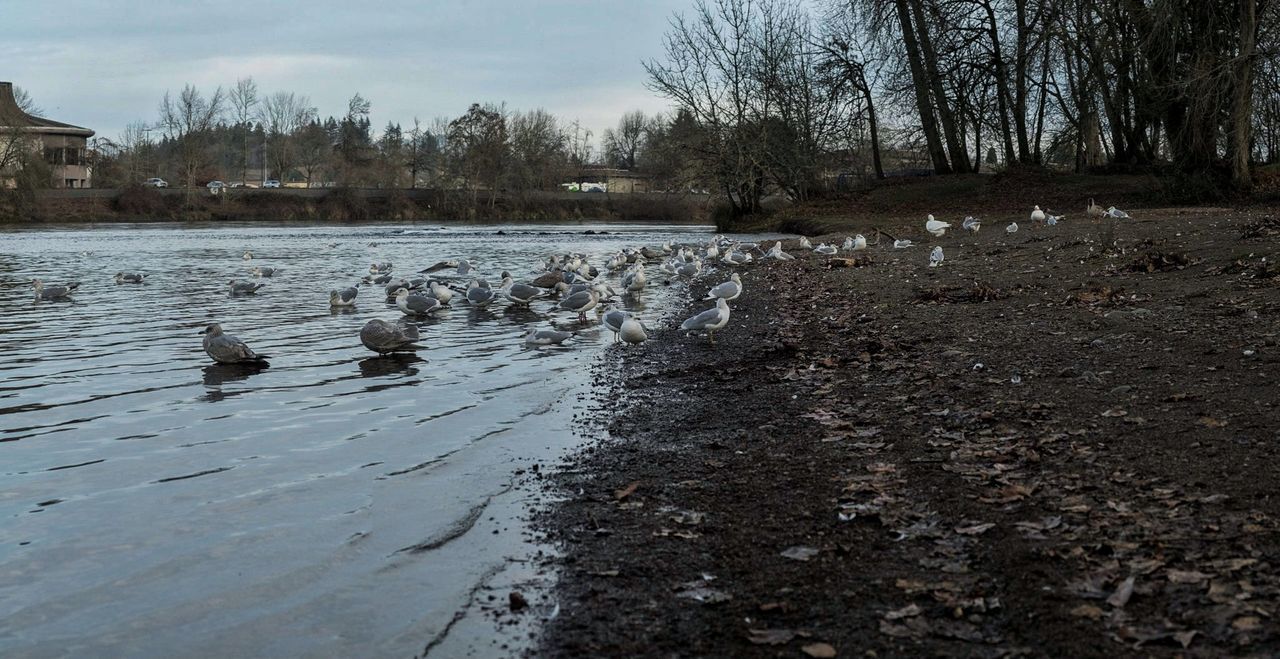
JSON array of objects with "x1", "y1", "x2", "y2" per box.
[{"x1": 0, "y1": 81, "x2": 95, "y2": 189}]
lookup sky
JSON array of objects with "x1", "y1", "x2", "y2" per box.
[{"x1": 4, "y1": 0, "x2": 687, "y2": 146}]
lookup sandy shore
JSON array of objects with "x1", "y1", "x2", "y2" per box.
[{"x1": 533, "y1": 206, "x2": 1280, "y2": 656}]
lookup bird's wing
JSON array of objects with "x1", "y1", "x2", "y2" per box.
[{"x1": 681, "y1": 307, "x2": 721, "y2": 330}]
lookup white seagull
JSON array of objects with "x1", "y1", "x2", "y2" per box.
[
  {"x1": 926, "y1": 215, "x2": 951, "y2": 237},
  {"x1": 929, "y1": 246, "x2": 944, "y2": 268},
  {"x1": 1031, "y1": 205, "x2": 1046, "y2": 223}
]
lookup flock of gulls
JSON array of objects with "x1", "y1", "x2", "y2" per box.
[{"x1": 29, "y1": 196, "x2": 1132, "y2": 367}]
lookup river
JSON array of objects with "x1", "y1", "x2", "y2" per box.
[{"x1": 0, "y1": 222, "x2": 737, "y2": 657}]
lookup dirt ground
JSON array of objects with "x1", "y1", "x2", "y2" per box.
[{"x1": 532, "y1": 204, "x2": 1280, "y2": 657}]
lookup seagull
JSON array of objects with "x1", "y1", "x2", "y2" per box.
[
  {"x1": 364, "y1": 273, "x2": 393, "y2": 285},
  {"x1": 893, "y1": 239, "x2": 914, "y2": 249},
  {"x1": 465, "y1": 280, "x2": 497, "y2": 307},
  {"x1": 851, "y1": 234, "x2": 867, "y2": 251},
  {"x1": 370, "y1": 262, "x2": 393, "y2": 274},
  {"x1": 798, "y1": 236, "x2": 812, "y2": 249},
  {"x1": 602, "y1": 308, "x2": 629, "y2": 342},
  {"x1": 419, "y1": 260, "x2": 459, "y2": 274},
  {"x1": 1046, "y1": 213, "x2": 1062, "y2": 226},
  {"x1": 395, "y1": 288, "x2": 441, "y2": 316},
  {"x1": 115, "y1": 272, "x2": 146, "y2": 284},
  {"x1": 814, "y1": 243, "x2": 838, "y2": 256},
  {"x1": 242, "y1": 250, "x2": 253, "y2": 260},
  {"x1": 559, "y1": 289, "x2": 599, "y2": 321},
  {"x1": 201, "y1": 323, "x2": 268, "y2": 364},
  {"x1": 622, "y1": 265, "x2": 646, "y2": 293},
  {"x1": 500, "y1": 277, "x2": 543, "y2": 306},
  {"x1": 680, "y1": 297, "x2": 731, "y2": 344},
  {"x1": 1105, "y1": 206, "x2": 1130, "y2": 219},
  {"x1": 525, "y1": 328, "x2": 573, "y2": 346},
  {"x1": 619, "y1": 317, "x2": 648, "y2": 345},
  {"x1": 1087, "y1": 198, "x2": 1105, "y2": 218},
  {"x1": 360, "y1": 319, "x2": 422, "y2": 354},
  {"x1": 32, "y1": 279, "x2": 79, "y2": 300},
  {"x1": 962, "y1": 216, "x2": 981, "y2": 233},
  {"x1": 456, "y1": 259, "x2": 473, "y2": 276},
  {"x1": 1031, "y1": 205, "x2": 1046, "y2": 223},
  {"x1": 229, "y1": 279, "x2": 265, "y2": 295},
  {"x1": 766, "y1": 241, "x2": 796, "y2": 260},
  {"x1": 1006, "y1": 222, "x2": 1019, "y2": 234},
  {"x1": 926, "y1": 215, "x2": 951, "y2": 237},
  {"x1": 251, "y1": 266, "x2": 277, "y2": 277},
  {"x1": 426, "y1": 280, "x2": 454, "y2": 304},
  {"x1": 675, "y1": 260, "x2": 702, "y2": 277},
  {"x1": 330, "y1": 286, "x2": 358, "y2": 307},
  {"x1": 929, "y1": 246, "x2": 944, "y2": 267},
  {"x1": 704, "y1": 273, "x2": 742, "y2": 302}
]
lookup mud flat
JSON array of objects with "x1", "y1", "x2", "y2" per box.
[{"x1": 535, "y1": 207, "x2": 1280, "y2": 657}]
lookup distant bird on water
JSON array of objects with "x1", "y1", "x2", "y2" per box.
[
  {"x1": 115, "y1": 272, "x2": 146, "y2": 284},
  {"x1": 251, "y1": 266, "x2": 277, "y2": 277},
  {"x1": 229, "y1": 279, "x2": 265, "y2": 295},
  {"x1": 202, "y1": 323, "x2": 268, "y2": 364},
  {"x1": 32, "y1": 279, "x2": 79, "y2": 300},
  {"x1": 360, "y1": 319, "x2": 422, "y2": 354},
  {"x1": 525, "y1": 328, "x2": 573, "y2": 346},
  {"x1": 242, "y1": 250, "x2": 253, "y2": 260},
  {"x1": 329, "y1": 286, "x2": 358, "y2": 307},
  {"x1": 395, "y1": 288, "x2": 442, "y2": 316}
]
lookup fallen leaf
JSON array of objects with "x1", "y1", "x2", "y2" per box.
[
  {"x1": 1108, "y1": 576, "x2": 1135, "y2": 608},
  {"x1": 614, "y1": 481, "x2": 638, "y2": 501},
  {"x1": 955, "y1": 522, "x2": 996, "y2": 535},
  {"x1": 884, "y1": 603, "x2": 921, "y2": 620},
  {"x1": 801, "y1": 642, "x2": 837, "y2": 658},
  {"x1": 1233, "y1": 616, "x2": 1261, "y2": 632},
  {"x1": 1167, "y1": 570, "x2": 1210, "y2": 585},
  {"x1": 781, "y1": 546, "x2": 820, "y2": 561},
  {"x1": 1198, "y1": 416, "x2": 1227, "y2": 428},
  {"x1": 747, "y1": 628, "x2": 795, "y2": 645},
  {"x1": 1070, "y1": 604, "x2": 1104, "y2": 620}
]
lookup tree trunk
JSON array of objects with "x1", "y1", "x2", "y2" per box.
[
  {"x1": 981, "y1": 0, "x2": 1017, "y2": 164},
  {"x1": 1013, "y1": 0, "x2": 1031, "y2": 162},
  {"x1": 909, "y1": 0, "x2": 971, "y2": 172},
  {"x1": 1230, "y1": 0, "x2": 1259, "y2": 189},
  {"x1": 893, "y1": 0, "x2": 951, "y2": 174}
]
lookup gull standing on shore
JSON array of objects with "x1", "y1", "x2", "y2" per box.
[
  {"x1": 202, "y1": 323, "x2": 269, "y2": 364},
  {"x1": 766, "y1": 241, "x2": 796, "y2": 260},
  {"x1": 360, "y1": 319, "x2": 421, "y2": 354},
  {"x1": 1006, "y1": 222, "x2": 1019, "y2": 234},
  {"x1": 619, "y1": 317, "x2": 648, "y2": 345},
  {"x1": 929, "y1": 246, "x2": 944, "y2": 267},
  {"x1": 681, "y1": 298, "x2": 731, "y2": 344},
  {"x1": 926, "y1": 215, "x2": 951, "y2": 237},
  {"x1": 705, "y1": 273, "x2": 742, "y2": 302},
  {"x1": 1031, "y1": 205, "x2": 1046, "y2": 223},
  {"x1": 963, "y1": 216, "x2": 981, "y2": 233}
]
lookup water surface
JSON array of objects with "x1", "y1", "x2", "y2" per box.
[{"x1": 0, "y1": 222, "x2": 721, "y2": 657}]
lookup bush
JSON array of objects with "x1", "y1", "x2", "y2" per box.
[
  {"x1": 113, "y1": 184, "x2": 169, "y2": 217},
  {"x1": 320, "y1": 187, "x2": 370, "y2": 221}
]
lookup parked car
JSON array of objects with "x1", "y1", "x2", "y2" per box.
[
  {"x1": 262, "y1": 179, "x2": 281, "y2": 189},
  {"x1": 143, "y1": 178, "x2": 168, "y2": 188},
  {"x1": 207, "y1": 181, "x2": 227, "y2": 195}
]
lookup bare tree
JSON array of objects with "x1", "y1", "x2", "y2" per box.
[
  {"x1": 257, "y1": 91, "x2": 315, "y2": 182},
  {"x1": 158, "y1": 84, "x2": 225, "y2": 189},
  {"x1": 603, "y1": 111, "x2": 648, "y2": 169},
  {"x1": 229, "y1": 77, "x2": 259, "y2": 184}
]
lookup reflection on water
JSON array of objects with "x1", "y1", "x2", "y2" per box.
[{"x1": 1, "y1": 222, "x2": 783, "y2": 656}]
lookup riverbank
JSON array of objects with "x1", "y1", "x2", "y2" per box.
[
  {"x1": 0, "y1": 186, "x2": 708, "y2": 224},
  {"x1": 535, "y1": 205, "x2": 1280, "y2": 656}
]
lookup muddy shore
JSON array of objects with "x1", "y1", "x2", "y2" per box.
[{"x1": 534, "y1": 206, "x2": 1280, "y2": 656}]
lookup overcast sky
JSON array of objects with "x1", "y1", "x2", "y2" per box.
[{"x1": 5, "y1": 0, "x2": 687, "y2": 145}]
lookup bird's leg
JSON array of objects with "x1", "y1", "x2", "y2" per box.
[{"x1": 708, "y1": 330, "x2": 716, "y2": 345}]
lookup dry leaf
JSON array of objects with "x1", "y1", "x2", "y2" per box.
[
  {"x1": 1167, "y1": 570, "x2": 1209, "y2": 584},
  {"x1": 1233, "y1": 616, "x2": 1261, "y2": 632},
  {"x1": 1108, "y1": 576, "x2": 1135, "y2": 608},
  {"x1": 1198, "y1": 416, "x2": 1227, "y2": 428},
  {"x1": 1070, "y1": 604, "x2": 1104, "y2": 620},
  {"x1": 747, "y1": 628, "x2": 795, "y2": 645},
  {"x1": 801, "y1": 642, "x2": 837, "y2": 658},
  {"x1": 614, "y1": 481, "x2": 638, "y2": 501}
]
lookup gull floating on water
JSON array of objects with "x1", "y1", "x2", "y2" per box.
[
  {"x1": 929, "y1": 246, "x2": 944, "y2": 267},
  {"x1": 202, "y1": 323, "x2": 268, "y2": 364},
  {"x1": 364, "y1": 273, "x2": 393, "y2": 285},
  {"x1": 893, "y1": 239, "x2": 914, "y2": 249},
  {"x1": 115, "y1": 272, "x2": 146, "y2": 284},
  {"x1": 465, "y1": 280, "x2": 497, "y2": 307},
  {"x1": 370, "y1": 262, "x2": 393, "y2": 274},
  {"x1": 395, "y1": 288, "x2": 442, "y2": 316},
  {"x1": 419, "y1": 260, "x2": 459, "y2": 274},
  {"x1": 501, "y1": 277, "x2": 543, "y2": 307},
  {"x1": 427, "y1": 280, "x2": 454, "y2": 304},
  {"x1": 360, "y1": 319, "x2": 421, "y2": 354},
  {"x1": 681, "y1": 297, "x2": 731, "y2": 344},
  {"x1": 705, "y1": 273, "x2": 742, "y2": 302},
  {"x1": 525, "y1": 328, "x2": 573, "y2": 346},
  {"x1": 1006, "y1": 222, "x2": 1019, "y2": 234},
  {"x1": 242, "y1": 250, "x2": 253, "y2": 261},
  {"x1": 229, "y1": 279, "x2": 265, "y2": 295},
  {"x1": 330, "y1": 286, "x2": 358, "y2": 307},
  {"x1": 926, "y1": 215, "x2": 951, "y2": 237},
  {"x1": 252, "y1": 266, "x2": 277, "y2": 277},
  {"x1": 32, "y1": 279, "x2": 79, "y2": 300},
  {"x1": 1031, "y1": 205, "x2": 1046, "y2": 223}
]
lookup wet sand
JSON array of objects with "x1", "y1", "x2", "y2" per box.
[{"x1": 535, "y1": 207, "x2": 1280, "y2": 656}]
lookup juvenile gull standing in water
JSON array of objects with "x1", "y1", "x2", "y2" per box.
[
  {"x1": 681, "y1": 297, "x2": 731, "y2": 344},
  {"x1": 201, "y1": 323, "x2": 269, "y2": 364},
  {"x1": 360, "y1": 319, "x2": 422, "y2": 354},
  {"x1": 465, "y1": 280, "x2": 497, "y2": 307},
  {"x1": 500, "y1": 277, "x2": 543, "y2": 307}
]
